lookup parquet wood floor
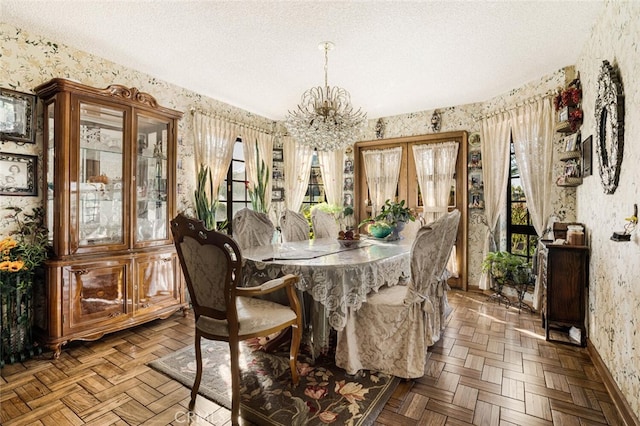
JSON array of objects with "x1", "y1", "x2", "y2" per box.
[{"x1": 0, "y1": 290, "x2": 624, "y2": 425}]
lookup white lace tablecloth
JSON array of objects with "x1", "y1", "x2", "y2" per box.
[{"x1": 242, "y1": 237, "x2": 413, "y2": 354}]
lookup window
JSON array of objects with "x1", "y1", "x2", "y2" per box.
[
  {"x1": 507, "y1": 138, "x2": 538, "y2": 264},
  {"x1": 301, "y1": 150, "x2": 326, "y2": 212},
  {"x1": 218, "y1": 138, "x2": 249, "y2": 233},
  {"x1": 220, "y1": 144, "x2": 325, "y2": 231}
]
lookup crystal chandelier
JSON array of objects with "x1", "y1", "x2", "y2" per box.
[{"x1": 285, "y1": 42, "x2": 367, "y2": 151}]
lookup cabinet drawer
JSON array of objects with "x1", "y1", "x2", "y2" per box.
[{"x1": 62, "y1": 260, "x2": 130, "y2": 333}]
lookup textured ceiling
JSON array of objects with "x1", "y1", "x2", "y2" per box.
[{"x1": 3, "y1": 1, "x2": 604, "y2": 120}]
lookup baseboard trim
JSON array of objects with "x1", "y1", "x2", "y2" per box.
[{"x1": 587, "y1": 340, "x2": 640, "y2": 426}]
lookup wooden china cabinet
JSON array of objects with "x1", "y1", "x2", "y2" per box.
[{"x1": 34, "y1": 78, "x2": 186, "y2": 357}]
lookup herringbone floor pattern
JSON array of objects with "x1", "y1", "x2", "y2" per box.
[{"x1": 0, "y1": 290, "x2": 624, "y2": 425}]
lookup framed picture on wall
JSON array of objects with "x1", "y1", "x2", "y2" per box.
[
  {"x1": 0, "y1": 152, "x2": 38, "y2": 195},
  {"x1": 469, "y1": 191, "x2": 484, "y2": 209},
  {"x1": 581, "y1": 135, "x2": 592, "y2": 177},
  {"x1": 272, "y1": 167, "x2": 283, "y2": 180},
  {"x1": 468, "y1": 171, "x2": 483, "y2": 190},
  {"x1": 272, "y1": 187, "x2": 284, "y2": 201},
  {"x1": 0, "y1": 88, "x2": 37, "y2": 144}
]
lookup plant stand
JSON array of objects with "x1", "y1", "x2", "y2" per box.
[
  {"x1": 486, "y1": 280, "x2": 511, "y2": 307},
  {"x1": 0, "y1": 271, "x2": 42, "y2": 367},
  {"x1": 511, "y1": 280, "x2": 534, "y2": 314}
]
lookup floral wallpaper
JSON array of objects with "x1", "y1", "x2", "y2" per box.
[
  {"x1": 2, "y1": 5, "x2": 638, "y2": 416},
  {"x1": 574, "y1": 1, "x2": 640, "y2": 419},
  {"x1": 0, "y1": 22, "x2": 274, "y2": 235}
]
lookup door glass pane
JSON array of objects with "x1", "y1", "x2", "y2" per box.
[
  {"x1": 136, "y1": 114, "x2": 169, "y2": 241},
  {"x1": 78, "y1": 102, "x2": 124, "y2": 246}
]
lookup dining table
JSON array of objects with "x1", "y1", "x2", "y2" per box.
[{"x1": 241, "y1": 235, "x2": 414, "y2": 358}]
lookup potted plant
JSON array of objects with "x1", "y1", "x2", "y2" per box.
[
  {"x1": 481, "y1": 251, "x2": 531, "y2": 294},
  {"x1": 1, "y1": 206, "x2": 49, "y2": 365},
  {"x1": 360, "y1": 199, "x2": 415, "y2": 240},
  {"x1": 194, "y1": 164, "x2": 217, "y2": 230}
]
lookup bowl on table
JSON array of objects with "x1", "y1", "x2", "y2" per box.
[
  {"x1": 337, "y1": 238, "x2": 362, "y2": 249},
  {"x1": 368, "y1": 223, "x2": 393, "y2": 239}
]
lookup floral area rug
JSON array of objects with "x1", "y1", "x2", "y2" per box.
[{"x1": 148, "y1": 338, "x2": 399, "y2": 425}]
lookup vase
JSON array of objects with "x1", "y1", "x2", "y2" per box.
[{"x1": 388, "y1": 220, "x2": 406, "y2": 241}]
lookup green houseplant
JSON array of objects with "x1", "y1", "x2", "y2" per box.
[
  {"x1": 375, "y1": 199, "x2": 415, "y2": 226},
  {"x1": 481, "y1": 251, "x2": 530, "y2": 288},
  {"x1": 194, "y1": 164, "x2": 218, "y2": 230},
  {"x1": 1, "y1": 206, "x2": 49, "y2": 365},
  {"x1": 359, "y1": 199, "x2": 415, "y2": 240},
  {"x1": 247, "y1": 142, "x2": 269, "y2": 214}
]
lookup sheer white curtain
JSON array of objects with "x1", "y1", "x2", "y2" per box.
[
  {"x1": 318, "y1": 149, "x2": 345, "y2": 207},
  {"x1": 479, "y1": 113, "x2": 512, "y2": 290},
  {"x1": 413, "y1": 141, "x2": 460, "y2": 276},
  {"x1": 192, "y1": 112, "x2": 239, "y2": 201},
  {"x1": 242, "y1": 127, "x2": 273, "y2": 213},
  {"x1": 362, "y1": 147, "x2": 403, "y2": 216},
  {"x1": 412, "y1": 141, "x2": 459, "y2": 224},
  {"x1": 509, "y1": 98, "x2": 554, "y2": 236},
  {"x1": 509, "y1": 97, "x2": 554, "y2": 309},
  {"x1": 283, "y1": 136, "x2": 313, "y2": 212}
]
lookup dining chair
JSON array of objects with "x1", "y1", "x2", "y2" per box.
[
  {"x1": 401, "y1": 213, "x2": 426, "y2": 239},
  {"x1": 232, "y1": 207, "x2": 275, "y2": 250},
  {"x1": 311, "y1": 208, "x2": 339, "y2": 239},
  {"x1": 170, "y1": 214, "x2": 302, "y2": 425},
  {"x1": 335, "y1": 209, "x2": 461, "y2": 379},
  {"x1": 280, "y1": 209, "x2": 310, "y2": 242}
]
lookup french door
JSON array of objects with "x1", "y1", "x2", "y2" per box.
[{"x1": 354, "y1": 131, "x2": 468, "y2": 289}]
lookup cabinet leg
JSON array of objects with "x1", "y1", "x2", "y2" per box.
[
  {"x1": 543, "y1": 314, "x2": 549, "y2": 341},
  {"x1": 51, "y1": 344, "x2": 62, "y2": 359}
]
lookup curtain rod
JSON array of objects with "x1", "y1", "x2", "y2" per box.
[
  {"x1": 474, "y1": 90, "x2": 557, "y2": 122},
  {"x1": 190, "y1": 107, "x2": 276, "y2": 135}
]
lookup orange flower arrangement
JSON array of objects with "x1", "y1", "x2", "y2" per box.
[
  {"x1": 0, "y1": 237, "x2": 26, "y2": 272},
  {"x1": 0, "y1": 207, "x2": 49, "y2": 276}
]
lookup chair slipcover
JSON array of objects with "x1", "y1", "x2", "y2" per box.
[
  {"x1": 232, "y1": 208, "x2": 275, "y2": 250},
  {"x1": 280, "y1": 209, "x2": 310, "y2": 242},
  {"x1": 335, "y1": 210, "x2": 461, "y2": 379},
  {"x1": 311, "y1": 209, "x2": 339, "y2": 239},
  {"x1": 171, "y1": 214, "x2": 302, "y2": 426},
  {"x1": 401, "y1": 217, "x2": 424, "y2": 239}
]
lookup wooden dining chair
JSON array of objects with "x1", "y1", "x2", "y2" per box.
[
  {"x1": 170, "y1": 214, "x2": 302, "y2": 425},
  {"x1": 280, "y1": 209, "x2": 310, "y2": 242},
  {"x1": 335, "y1": 209, "x2": 460, "y2": 379},
  {"x1": 232, "y1": 207, "x2": 275, "y2": 250}
]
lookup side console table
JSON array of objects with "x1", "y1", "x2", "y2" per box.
[{"x1": 538, "y1": 241, "x2": 589, "y2": 346}]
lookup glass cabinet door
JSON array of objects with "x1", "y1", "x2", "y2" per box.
[
  {"x1": 46, "y1": 102, "x2": 55, "y2": 245},
  {"x1": 77, "y1": 102, "x2": 125, "y2": 247},
  {"x1": 135, "y1": 114, "x2": 169, "y2": 243}
]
